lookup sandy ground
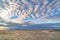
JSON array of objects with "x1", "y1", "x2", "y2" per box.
[{"x1": 0, "y1": 30, "x2": 60, "y2": 40}]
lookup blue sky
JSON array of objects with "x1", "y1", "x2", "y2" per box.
[
  {"x1": 0, "y1": 0, "x2": 60, "y2": 24},
  {"x1": 0, "y1": 0, "x2": 60, "y2": 30}
]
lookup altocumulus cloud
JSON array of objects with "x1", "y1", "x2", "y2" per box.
[{"x1": 0, "y1": 0, "x2": 60, "y2": 24}]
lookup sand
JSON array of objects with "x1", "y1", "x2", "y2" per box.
[{"x1": 0, "y1": 30, "x2": 60, "y2": 40}]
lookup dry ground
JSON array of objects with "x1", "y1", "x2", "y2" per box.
[{"x1": 0, "y1": 30, "x2": 60, "y2": 40}]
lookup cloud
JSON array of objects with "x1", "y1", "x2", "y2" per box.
[
  {"x1": 34, "y1": 3, "x2": 39, "y2": 12},
  {"x1": 31, "y1": 0, "x2": 39, "y2": 2},
  {"x1": 0, "y1": 8, "x2": 9, "y2": 21},
  {"x1": 43, "y1": 0, "x2": 48, "y2": 5},
  {"x1": 28, "y1": 18, "x2": 60, "y2": 24},
  {"x1": 0, "y1": 0, "x2": 60, "y2": 24},
  {"x1": 58, "y1": 8, "x2": 60, "y2": 10},
  {"x1": 35, "y1": 13, "x2": 40, "y2": 18},
  {"x1": 22, "y1": 0, "x2": 28, "y2": 4},
  {"x1": 0, "y1": 27, "x2": 8, "y2": 30}
]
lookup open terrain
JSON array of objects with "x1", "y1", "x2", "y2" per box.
[{"x1": 0, "y1": 30, "x2": 60, "y2": 40}]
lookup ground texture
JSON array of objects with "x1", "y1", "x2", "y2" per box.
[{"x1": 0, "y1": 30, "x2": 60, "y2": 40}]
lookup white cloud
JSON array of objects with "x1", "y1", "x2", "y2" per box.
[
  {"x1": 47, "y1": 1, "x2": 59, "y2": 13},
  {"x1": 1, "y1": 0, "x2": 60, "y2": 24},
  {"x1": 35, "y1": 13, "x2": 40, "y2": 18},
  {"x1": 31, "y1": 0, "x2": 39, "y2": 2},
  {"x1": 0, "y1": 8, "x2": 9, "y2": 21},
  {"x1": 28, "y1": 18, "x2": 60, "y2": 24},
  {"x1": 22, "y1": 0, "x2": 29, "y2": 4},
  {"x1": 34, "y1": 3, "x2": 39, "y2": 12},
  {"x1": 43, "y1": 0, "x2": 48, "y2": 5},
  {"x1": 58, "y1": 8, "x2": 60, "y2": 10}
]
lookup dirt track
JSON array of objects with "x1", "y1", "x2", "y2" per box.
[{"x1": 0, "y1": 30, "x2": 60, "y2": 40}]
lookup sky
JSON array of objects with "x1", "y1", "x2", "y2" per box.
[{"x1": 0, "y1": 0, "x2": 60, "y2": 30}]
